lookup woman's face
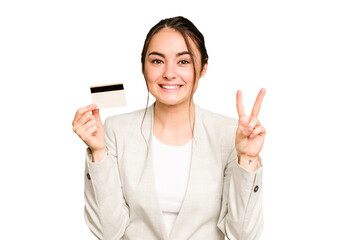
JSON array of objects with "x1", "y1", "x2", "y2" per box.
[{"x1": 143, "y1": 28, "x2": 207, "y2": 107}]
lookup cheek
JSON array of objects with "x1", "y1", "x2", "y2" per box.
[
  {"x1": 144, "y1": 72, "x2": 154, "y2": 91},
  {"x1": 144, "y1": 67, "x2": 160, "y2": 83},
  {"x1": 179, "y1": 68, "x2": 195, "y2": 83}
]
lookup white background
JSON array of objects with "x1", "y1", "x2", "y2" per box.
[{"x1": 1, "y1": 0, "x2": 360, "y2": 239}]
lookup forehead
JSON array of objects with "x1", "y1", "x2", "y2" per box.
[{"x1": 147, "y1": 28, "x2": 197, "y2": 55}]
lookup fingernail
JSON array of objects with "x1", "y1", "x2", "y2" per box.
[{"x1": 247, "y1": 126, "x2": 253, "y2": 133}]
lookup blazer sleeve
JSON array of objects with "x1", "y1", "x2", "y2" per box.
[
  {"x1": 217, "y1": 147, "x2": 264, "y2": 239},
  {"x1": 84, "y1": 117, "x2": 130, "y2": 240}
]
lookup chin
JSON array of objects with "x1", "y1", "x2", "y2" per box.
[{"x1": 155, "y1": 97, "x2": 191, "y2": 107}]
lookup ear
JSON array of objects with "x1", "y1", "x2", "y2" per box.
[{"x1": 200, "y1": 63, "x2": 208, "y2": 78}]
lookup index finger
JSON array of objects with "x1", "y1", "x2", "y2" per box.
[
  {"x1": 250, "y1": 88, "x2": 266, "y2": 119},
  {"x1": 73, "y1": 103, "x2": 97, "y2": 125},
  {"x1": 236, "y1": 90, "x2": 247, "y2": 118}
]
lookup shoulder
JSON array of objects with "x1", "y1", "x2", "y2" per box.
[
  {"x1": 195, "y1": 105, "x2": 238, "y2": 160},
  {"x1": 105, "y1": 107, "x2": 146, "y2": 124},
  {"x1": 103, "y1": 107, "x2": 149, "y2": 134},
  {"x1": 195, "y1": 105, "x2": 238, "y2": 138}
]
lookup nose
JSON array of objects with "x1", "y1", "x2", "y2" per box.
[{"x1": 162, "y1": 62, "x2": 176, "y2": 80}]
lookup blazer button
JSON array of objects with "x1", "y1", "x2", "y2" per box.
[
  {"x1": 87, "y1": 173, "x2": 91, "y2": 180},
  {"x1": 254, "y1": 185, "x2": 259, "y2": 192}
]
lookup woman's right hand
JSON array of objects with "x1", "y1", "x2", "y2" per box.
[{"x1": 72, "y1": 104, "x2": 106, "y2": 162}]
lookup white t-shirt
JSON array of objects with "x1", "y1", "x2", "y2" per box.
[{"x1": 152, "y1": 134, "x2": 193, "y2": 237}]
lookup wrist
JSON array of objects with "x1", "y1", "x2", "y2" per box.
[
  {"x1": 91, "y1": 148, "x2": 107, "y2": 163},
  {"x1": 237, "y1": 154, "x2": 259, "y2": 172}
]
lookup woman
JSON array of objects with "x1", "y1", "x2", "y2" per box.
[{"x1": 72, "y1": 16, "x2": 266, "y2": 240}]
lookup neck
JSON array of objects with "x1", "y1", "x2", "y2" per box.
[
  {"x1": 153, "y1": 100, "x2": 195, "y2": 145},
  {"x1": 154, "y1": 100, "x2": 195, "y2": 128}
]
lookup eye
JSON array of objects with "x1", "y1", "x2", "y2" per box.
[
  {"x1": 151, "y1": 59, "x2": 163, "y2": 64},
  {"x1": 178, "y1": 60, "x2": 190, "y2": 65}
]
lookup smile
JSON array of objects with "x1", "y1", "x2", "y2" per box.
[{"x1": 160, "y1": 85, "x2": 182, "y2": 89}]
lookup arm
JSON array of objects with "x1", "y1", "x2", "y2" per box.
[
  {"x1": 84, "y1": 117, "x2": 130, "y2": 240},
  {"x1": 217, "y1": 89, "x2": 266, "y2": 239},
  {"x1": 217, "y1": 150, "x2": 264, "y2": 240}
]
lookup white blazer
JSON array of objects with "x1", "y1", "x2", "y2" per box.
[{"x1": 84, "y1": 103, "x2": 263, "y2": 240}]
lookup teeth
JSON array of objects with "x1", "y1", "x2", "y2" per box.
[{"x1": 161, "y1": 85, "x2": 181, "y2": 89}]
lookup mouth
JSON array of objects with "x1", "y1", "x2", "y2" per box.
[{"x1": 159, "y1": 84, "x2": 182, "y2": 90}]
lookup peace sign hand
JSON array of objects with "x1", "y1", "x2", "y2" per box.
[{"x1": 235, "y1": 89, "x2": 266, "y2": 171}]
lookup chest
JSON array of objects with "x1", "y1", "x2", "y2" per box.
[{"x1": 117, "y1": 135, "x2": 227, "y2": 215}]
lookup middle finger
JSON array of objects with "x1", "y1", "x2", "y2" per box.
[{"x1": 250, "y1": 88, "x2": 266, "y2": 119}]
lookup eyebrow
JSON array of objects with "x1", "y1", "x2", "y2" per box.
[
  {"x1": 148, "y1": 51, "x2": 192, "y2": 58},
  {"x1": 176, "y1": 51, "x2": 192, "y2": 57},
  {"x1": 148, "y1": 52, "x2": 165, "y2": 58}
]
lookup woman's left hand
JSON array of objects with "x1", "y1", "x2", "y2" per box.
[{"x1": 235, "y1": 89, "x2": 266, "y2": 171}]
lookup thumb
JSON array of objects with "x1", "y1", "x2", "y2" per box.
[{"x1": 92, "y1": 108, "x2": 101, "y2": 122}]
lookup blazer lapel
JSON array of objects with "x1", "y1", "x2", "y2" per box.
[
  {"x1": 169, "y1": 105, "x2": 210, "y2": 239},
  {"x1": 135, "y1": 103, "x2": 170, "y2": 240}
]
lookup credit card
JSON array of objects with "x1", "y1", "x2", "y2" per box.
[{"x1": 90, "y1": 83, "x2": 126, "y2": 109}]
